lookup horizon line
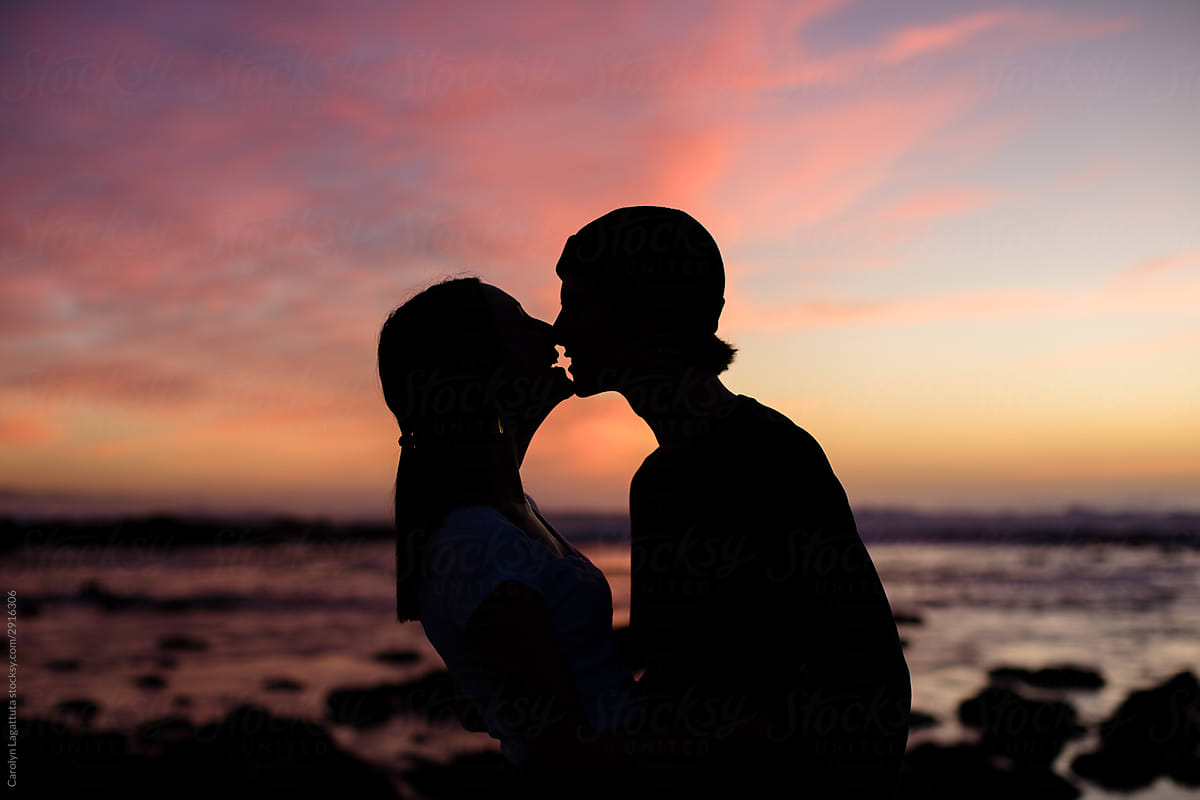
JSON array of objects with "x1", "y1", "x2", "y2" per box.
[{"x1": 3, "y1": 499, "x2": 1200, "y2": 525}]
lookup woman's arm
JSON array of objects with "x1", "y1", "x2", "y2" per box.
[{"x1": 464, "y1": 579, "x2": 592, "y2": 766}]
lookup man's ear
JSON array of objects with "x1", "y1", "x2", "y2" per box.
[{"x1": 706, "y1": 297, "x2": 725, "y2": 333}]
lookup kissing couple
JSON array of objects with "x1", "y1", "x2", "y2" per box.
[{"x1": 377, "y1": 206, "x2": 911, "y2": 798}]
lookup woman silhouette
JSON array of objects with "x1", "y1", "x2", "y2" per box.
[{"x1": 377, "y1": 277, "x2": 635, "y2": 791}]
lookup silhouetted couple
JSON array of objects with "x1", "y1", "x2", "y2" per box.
[{"x1": 378, "y1": 207, "x2": 911, "y2": 798}]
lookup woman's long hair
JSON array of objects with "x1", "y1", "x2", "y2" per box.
[{"x1": 378, "y1": 277, "x2": 504, "y2": 622}]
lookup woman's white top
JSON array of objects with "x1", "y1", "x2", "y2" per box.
[{"x1": 418, "y1": 500, "x2": 637, "y2": 763}]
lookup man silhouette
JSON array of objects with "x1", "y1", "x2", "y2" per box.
[{"x1": 553, "y1": 206, "x2": 911, "y2": 797}]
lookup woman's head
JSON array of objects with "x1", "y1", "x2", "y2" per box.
[
  {"x1": 379, "y1": 276, "x2": 571, "y2": 621},
  {"x1": 378, "y1": 277, "x2": 571, "y2": 446}
]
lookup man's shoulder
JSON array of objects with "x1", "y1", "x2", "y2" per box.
[
  {"x1": 630, "y1": 446, "x2": 668, "y2": 495},
  {"x1": 630, "y1": 396, "x2": 837, "y2": 490},
  {"x1": 728, "y1": 395, "x2": 832, "y2": 466},
  {"x1": 735, "y1": 394, "x2": 815, "y2": 437}
]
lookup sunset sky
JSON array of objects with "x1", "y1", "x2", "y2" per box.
[{"x1": 2, "y1": 0, "x2": 1198, "y2": 518}]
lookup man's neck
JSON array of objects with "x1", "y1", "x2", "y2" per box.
[{"x1": 621, "y1": 370, "x2": 738, "y2": 447}]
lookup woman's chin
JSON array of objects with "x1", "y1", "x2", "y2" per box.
[
  {"x1": 508, "y1": 367, "x2": 574, "y2": 422},
  {"x1": 551, "y1": 364, "x2": 573, "y2": 386},
  {"x1": 548, "y1": 370, "x2": 575, "y2": 406}
]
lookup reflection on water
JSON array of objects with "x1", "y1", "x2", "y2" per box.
[{"x1": 6, "y1": 536, "x2": 1200, "y2": 798}]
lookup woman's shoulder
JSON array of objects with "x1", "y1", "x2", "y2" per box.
[
  {"x1": 439, "y1": 494, "x2": 547, "y2": 526},
  {"x1": 438, "y1": 503, "x2": 511, "y2": 532},
  {"x1": 426, "y1": 504, "x2": 555, "y2": 575},
  {"x1": 432, "y1": 504, "x2": 524, "y2": 549}
]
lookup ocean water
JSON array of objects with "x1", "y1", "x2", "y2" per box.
[{"x1": 6, "y1": 527, "x2": 1200, "y2": 798}]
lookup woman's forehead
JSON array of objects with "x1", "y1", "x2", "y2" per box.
[
  {"x1": 478, "y1": 282, "x2": 517, "y2": 306},
  {"x1": 478, "y1": 283, "x2": 531, "y2": 325}
]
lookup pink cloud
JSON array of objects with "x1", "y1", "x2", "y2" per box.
[
  {"x1": 0, "y1": 413, "x2": 59, "y2": 445},
  {"x1": 873, "y1": 9, "x2": 1129, "y2": 67},
  {"x1": 878, "y1": 11, "x2": 1017, "y2": 64},
  {"x1": 710, "y1": 85, "x2": 973, "y2": 240},
  {"x1": 880, "y1": 186, "x2": 1001, "y2": 223},
  {"x1": 0, "y1": 0, "x2": 1158, "y2": 512},
  {"x1": 1052, "y1": 158, "x2": 1129, "y2": 192},
  {"x1": 723, "y1": 250, "x2": 1200, "y2": 333},
  {"x1": 723, "y1": 285, "x2": 1055, "y2": 331},
  {"x1": 8, "y1": 358, "x2": 206, "y2": 407},
  {"x1": 1116, "y1": 250, "x2": 1200, "y2": 280},
  {"x1": 758, "y1": 7, "x2": 1131, "y2": 89}
]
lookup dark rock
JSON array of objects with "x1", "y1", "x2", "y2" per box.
[
  {"x1": 325, "y1": 669, "x2": 483, "y2": 730},
  {"x1": 988, "y1": 665, "x2": 1105, "y2": 691},
  {"x1": 79, "y1": 579, "x2": 142, "y2": 611},
  {"x1": 403, "y1": 749, "x2": 638, "y2": 799},
  {"x1": 325, "y1": 685, "x2": 398, "y2": 730},
  {"x1": 1071, "y1": 750, "x2": 1155, "y2": 791},
  {"x1": 77, "y1": 581, "x2": 244, "y2": 613},
  {"x1": 152, "y1": 593, "x2": 241, "y2": 612},
  {"x1": 1172, "y1": 755, "x2": 1200, "y2": 787},
  {"x1": 989, "y1": 666, "x2": 1041, "y2": 684},
  {"x1": 55, "y1": 698, "x2": 101, "y2": 727},
  {"x1": 21, "y1": 716, "x2": 137, "y2": 790},
  {"x1": 172, "y1": 695, "x2": 192, "y2": 708},
  {"x1": 403, "y1": 751, "x2": 520, "y2": 799},
  {"x1": 157, "y1": 634, "x2": 209, "y2": 652},
  {"x1": 372, "y1": 648, "x2": 421, "y2": 667},
  {"x1": 900, "y1": 742, "x2": 1080, "y2": 800},
  {"x1": 134, "y1": 674, "x2": 168, "y2": 690},
  {"x1": 190, "y1": 705, "x2": 399, "y2": 796},
  {"x1": 132, "y1": 652, "x2": 179, "y2": 669},
  {"x1": 153, "y1": 597, "x2": 189, "y2": 612},
  {"x1": 21, "y1": 705, "x2": 400, "y2": 799},
  {"x1": 894, "y1": 611, "x2": 924, "y2": 626},
  {"x1": 45, "y1": 658, "x2": 82, "y2": 672},
  {"x1": 958, "y1": 686, "x2": 1085, "y2": 768},
  {"x1": 1070, "y1": 671, "x2": 1200, "y2": 791},
  {"x1": 908, "y1": 710, "x2": 938, "y2": 730},
  {"x1": 135, "y1": 715, "x2": 197, "y2": 748},
  {"x1": 264, "y1": 677, "x2": 306, "y2": 692}
]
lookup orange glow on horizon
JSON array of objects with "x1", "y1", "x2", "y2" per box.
[{"x1": 2, "y1": 0, "x2": 1198, "y2": 516}]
